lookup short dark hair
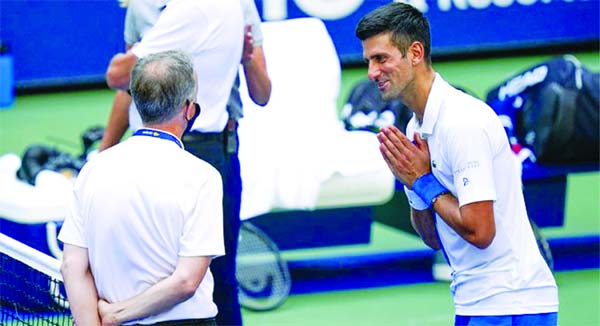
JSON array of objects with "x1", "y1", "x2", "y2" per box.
[
  {"x1": 130, "y1": 50, "x2": 196, "y2": 124},
  {"x1": 355, "y1": 3, "x2": 431, "y2": 64}
]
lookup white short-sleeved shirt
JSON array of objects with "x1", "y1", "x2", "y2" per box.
[
  {"x1": 58, "y1": 131, "x2": 225, "y2": 323},
  {"x1": 406, "y1": 74, "x2": 558, "y2": 316},
  {"x1": 123, "y1": 0, "x2": 167, "y2": 46},
  {"x1": 131, "y1": 0, "x2": 243, "y2": 133},
  {"x1": 126, "y1": 0, "x2": 260, "y2": 129}
]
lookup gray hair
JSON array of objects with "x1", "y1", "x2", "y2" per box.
[
  {"x1": 130, "y1": 50, "x2": 196, "y2": 125},
  {"x1": 355, "y1": 3, "x2": 432, "y2": 65}
]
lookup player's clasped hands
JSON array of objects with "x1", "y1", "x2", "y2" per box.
[{"x1": 376, "y1": 126, "x2": 431, "y2": 188}]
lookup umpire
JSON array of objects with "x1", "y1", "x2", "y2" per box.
[
  {"x1": 105, "y1": 1, "x2": 245, "y2": 324},
  {"x1": 60, "y1": 50, "x2": 224, "y2": 325}
]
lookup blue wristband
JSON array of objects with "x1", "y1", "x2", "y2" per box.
[{"x1": 412, "y1": 173, "x2": 448, "y2": 208}]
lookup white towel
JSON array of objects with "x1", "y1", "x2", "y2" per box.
[
  {"x1": 238, "y1": 18, "x2": 393, "y2": 220},
  {"x1": 0, "y1": 154, "x2": 72, "y2": 224}
]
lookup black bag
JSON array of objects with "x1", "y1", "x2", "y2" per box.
[
  {"x1": 486, "y1": 55, "x2": 599, "y2": 164},
  {"x1": 15, "y1": 126, "x2": 104, "y2": 185},
  {"x1": 341, "y1": 79, "x2": 412, "y2": 133},
  {"x1": 16, "y1": 145, "x2": 81, "y2": 185}
]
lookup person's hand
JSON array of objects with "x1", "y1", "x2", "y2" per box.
[
  {"x1": 98, "y1": 299, "x2": 119, "y2": 326},
  {"x1": 377, "y1": 126, "x2": 431, "y2": 188},
  {"x1": 241, "y1": 24, "x2": 254, "y2": 64}
]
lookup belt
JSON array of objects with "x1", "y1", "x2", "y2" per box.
[
  {"x1": 182, "y1": 130, "x2": 226, "y2": 143},
  {"x1": 183, "y1": 119, "x2": 237, "y2": 143}
]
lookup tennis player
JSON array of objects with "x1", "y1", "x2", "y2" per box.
[
  {"x1": 59, "y1": 50, "x2": 224, "y2": 325},
  {"x1": 356, "y1": 3, "x2": 559, "y2": 325}
]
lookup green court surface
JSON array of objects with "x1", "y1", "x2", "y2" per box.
[
  {"x1": 1, "y1": 51, "x2": 599, "y2": 325},
  {"x1": 242, "y1": 269, "x2": 600, "y2": 326}
]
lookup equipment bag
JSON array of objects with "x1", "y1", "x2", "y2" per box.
[{"x1": 486, "y1": 55, "x2": 599, "y2": 164}]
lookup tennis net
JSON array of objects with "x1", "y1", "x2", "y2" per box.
[{"x1": 0, "y1": 233, "x2": 72, "y2": 325}]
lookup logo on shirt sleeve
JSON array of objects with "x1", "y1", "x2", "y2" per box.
[{"x1": 462, "y1": 178, "x2": 470, "y2": 186}]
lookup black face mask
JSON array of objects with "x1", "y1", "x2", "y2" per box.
[{"x1": 184, "y1": 101, "x2": 201, "y2": 134}]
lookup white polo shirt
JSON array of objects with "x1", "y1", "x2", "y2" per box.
[
  {"x1": 406, "y1": 74, "x2": 558, "y2": 316},
  {"x1": 131, "y1": 0, "x2": 243, "y2": 133},
  {"x1": 58, "y1": 131, "x2": 225, "y2": 323}
]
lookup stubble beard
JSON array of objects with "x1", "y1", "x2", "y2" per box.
[
  {"x1": 380, "y1": 85, "x2": 400, "y2": 101},
  {"x1": 381, "y1": 91, "x2": 392, "y2": 101}
]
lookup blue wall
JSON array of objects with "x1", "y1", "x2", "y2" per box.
[
  {"x1": 1, "y1": 0, "x2": 126, "y2": 88},
  {"x1": 1, "y1": 0, "x2": 598, "y2": 88}
]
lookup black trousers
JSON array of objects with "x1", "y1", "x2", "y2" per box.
[{"x1": 183, "y1": 129, "x2": 242, "y2": 326}]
